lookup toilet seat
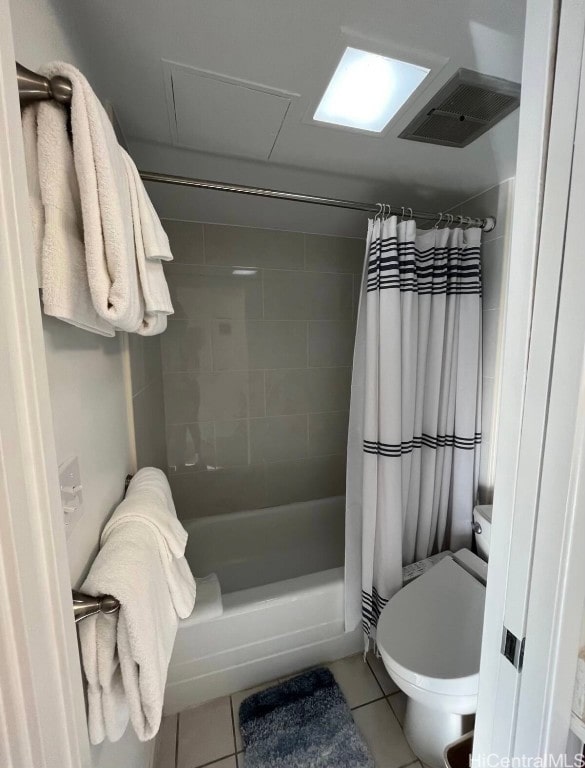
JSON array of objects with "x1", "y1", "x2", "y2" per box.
[{"x1": 377, "y1": 555, "x2": 486, "y2": 700}]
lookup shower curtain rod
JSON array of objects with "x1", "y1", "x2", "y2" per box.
[{"x1": 16, "y1": 62, "x2": 496, "y2": 232}]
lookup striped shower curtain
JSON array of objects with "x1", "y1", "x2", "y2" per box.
[{"x1": 345, "y1": 215, "x2": 482, "y2": 639}]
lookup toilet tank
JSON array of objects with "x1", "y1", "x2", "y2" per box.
[{"x1": 473, "y1": 505, "x2": 492, "y2": 561}]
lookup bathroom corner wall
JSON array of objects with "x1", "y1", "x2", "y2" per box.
[
  {"x1": 128, "y1": 334, "x2": 167, "y2": 471},
  {"x1": 9, "y1": 1, "x2": 153, "y2": 766},
  {"x1": 451, "y1": 178, "x2": 515, "y2": 504},
  {"x1": 160, "y1": 220, "x2": 365, "y2": 519}
]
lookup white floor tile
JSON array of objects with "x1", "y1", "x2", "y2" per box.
[
  {"x1": 236, "y1": 752, "x2": 244, "y2": 768},
  {"x1": 388, "y1": 691, "x2": 408, "y2": 727},
  {"x1": 352, "y1": 699, "x2": 415, "y2": 768},
  {"x1": 231, "y1": 680, "x2": 280, "y2": 752},
  {"x1": 154, "y1": 714, "x2": 177, "y2": 768},
  {"x1": 177, "y1": 696, "x2": 235, "y2": 768},
  {"x1": 366, "y1": 651, "x2": 399, "y2": 695},
  {"x1": 328, "y1": 654, "x2": 384, "y2": 708}
]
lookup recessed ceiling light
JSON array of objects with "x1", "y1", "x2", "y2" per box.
[{"x1": 314, "y1": 47, "x2": 430, "y2": 133}]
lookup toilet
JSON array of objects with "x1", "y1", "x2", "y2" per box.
[{"x1": 377, "y1": 505, "x2": 492, "y2": 767}]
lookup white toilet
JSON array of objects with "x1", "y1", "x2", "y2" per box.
[{"x1": 377, "y1": 505, "x2": 493, "y2": 767}]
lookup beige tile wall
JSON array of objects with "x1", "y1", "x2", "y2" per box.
[
  {"x1": 129, "y1": 334, "x2": 167, "y2": 471},
  {"x1": 162, "y1": 220, "x2": 365, "y2": 519}
]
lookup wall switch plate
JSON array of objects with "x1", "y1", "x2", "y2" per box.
[{"x1": 59, "y1": 456, "x2": 83, "y2": 539}]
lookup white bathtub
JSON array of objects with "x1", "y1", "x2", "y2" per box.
[{"x1": 164, "y1": 496, "x2": 362, "y2": 713}]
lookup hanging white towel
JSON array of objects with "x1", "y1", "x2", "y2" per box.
[
  {"x1": 78, "y1": 468, "x2": 196, "y2": 743},
  {"x1": 125, "y1": 159, "x2": 173, "y2": 263},
  {"x1": 102, "y1": 469, "x2": 196, "y2": 618},
  {"x1": 40, "y1": 61, "x2": 143, "y2": 332},
  {"x1": 121, "y1": 150, "x2": 173, "y2": 336},
  {"x1": 21, "y1": 100, "x2": 115, "y2": 337}
]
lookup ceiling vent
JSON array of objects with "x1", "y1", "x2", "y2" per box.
[{"x1": 399, "y1": 68, "x2": 520, "y2": 148}]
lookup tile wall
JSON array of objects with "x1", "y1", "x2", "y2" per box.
[
  {"x1": 161, "y1": 220, "x2": 365, "y2": 519},
  {"x1": 128, "y1": 333, "x2": 167, "y2": 471}
]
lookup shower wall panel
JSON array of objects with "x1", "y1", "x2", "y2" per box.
[{"x1": 161, "y1": 220, "x2": 364, "y2": 519}]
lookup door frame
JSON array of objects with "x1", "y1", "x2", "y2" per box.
[
  {"x1": 0, "y1": 0, "x2": 580, "y2": 764},
  {"x1": 475, "y1": 0, "x2": 585, "y2": 758},
  {"x1": 0, "y1": 1, "x2": 91, "y2": 766}
]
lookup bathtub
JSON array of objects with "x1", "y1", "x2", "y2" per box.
[{"x1": 164, "y1": 496, "x2": 362, "y2": 713}]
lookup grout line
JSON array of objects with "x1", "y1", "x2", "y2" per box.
[
  {"x1": 162, "y1": 216, "x2": 364, "y2": 242},
  {"x1": 166, "y1": 410, "x2": 349, "y2": 428},
  {"x1": 229, "y1": 694, "x2": 238, "y2": 759},
  {"x1": 365, "y1": 655, "x2": 388, "y2": 699},
  {"x1": 164, "y1": 262, "x2": 360, "y2": 277},
  {"x1": 165, "y1": 410, "x2": 349, "y2": 427},
  {"x1": 350, "y1": 694, "x2": 386, "y2": 712},
  {"x1": 162, "y1": 365, "x2": 353, "y2": 375},
  {"x1": 168, "y1": 449, "x2": 347, "y2": 477},
  {"x1": 193, "y1": 753, "x2": 237, "y2": 768}
]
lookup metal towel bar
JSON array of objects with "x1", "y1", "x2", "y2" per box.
[{"x1": 72, "y1": 590, "x2": 120, "y2": 623}]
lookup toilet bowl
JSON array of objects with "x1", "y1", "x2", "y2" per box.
[{"x1": 377, "y1": 548, "x2": 488, "y2": 768}]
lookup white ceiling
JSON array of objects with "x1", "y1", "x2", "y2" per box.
[{"x1": 57, "y1": 0, "x2": 526, "y2": 235}]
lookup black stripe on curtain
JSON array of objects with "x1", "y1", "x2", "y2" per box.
[{"x1": 363, "y1": 433, "x2": 482, "y2": 456}]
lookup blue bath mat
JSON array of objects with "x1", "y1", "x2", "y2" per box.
[{"x1": 238, "y1": 667, "x2": 374, "y2": 768}]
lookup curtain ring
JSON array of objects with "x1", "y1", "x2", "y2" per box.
[
  {"x1": 408, "y1": 207, "x2": 413, "y2": 220},
  {"x1": 400, "y1": 206, "x2": 405, "y2": 221},
  {"x1": 448, "y1": 213, "x2": 454, "y2": 226},
  {"x1": 435, "y1": 212, "x2": 443, "y2": 229},
  {"x1": 375, "y1": 203, "x2": 383, "y2": 220}
]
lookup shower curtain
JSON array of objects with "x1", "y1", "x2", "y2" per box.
[{"x1": 345, "y1": 215, "x2": 482, "y2": 639}]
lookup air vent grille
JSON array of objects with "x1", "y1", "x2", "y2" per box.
[{"x1": 399, "y1": 69, "x2": 520, "y2": 148}]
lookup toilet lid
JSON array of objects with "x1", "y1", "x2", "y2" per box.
[{"x1": 377, "y1": 556, "x2": 486, "y2": 697}]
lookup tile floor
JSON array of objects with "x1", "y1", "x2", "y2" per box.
[{"x1": 154, "y1": 652, "x2": 420, "y2": 768}]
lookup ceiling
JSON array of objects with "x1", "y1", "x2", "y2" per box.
[{"x1": 56, "y1": 0, "x2": 526, "y2": 235}]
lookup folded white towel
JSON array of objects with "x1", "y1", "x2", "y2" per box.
[
  {"x1": 121, "y1": 150, "x2": 173, "y2": 336},
  {"x1": 191, "y1": 574, "x2": 223, "y2": 623},
  {"x1": 125, "y1": 158, "x2": 173, "y2": 263},
  {"x1": 22, "y1": 100, "x2": 115, "y2": 337},
  {"x1": 41, "y1": 62, "x2": 143, "y2": 332},
  {"x1": 79, "y1": 468, "x2": 196, "y2": 743}
]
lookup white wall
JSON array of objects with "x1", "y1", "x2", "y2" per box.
[
  {"x1": 9, "y1": 1, "x2": 153, "y2": 766},
  {"x1": 451, "y1": 178, "x2": 515, "y2": 502}
]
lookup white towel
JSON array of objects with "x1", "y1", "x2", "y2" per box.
[
  {"x1": 121, "y1": 150, "x2": 173, "y2": 336},
  {"x1": 21, "y1": 100, "x2": 115, "y2": 337},
  {"x1": 41, "y1": 62, "x2": 143, "y2": 332},
  {"x1": 127, "y1": 161, "x2": 173, "y2": 263},
  {"x1": 79, "y1": 468, "x2": 196, "y2": 743},
  {"x1": 103, "y1": 469, "x2": 196, "y2": 618}
]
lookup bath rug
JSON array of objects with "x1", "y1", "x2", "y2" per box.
[{"x1": 238, "y1": 667, "x2": 374, "y2": 768}]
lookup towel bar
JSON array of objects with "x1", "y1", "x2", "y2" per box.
[{"x1": 72, "y1": 590, "x2": 120, "y2": 623}]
